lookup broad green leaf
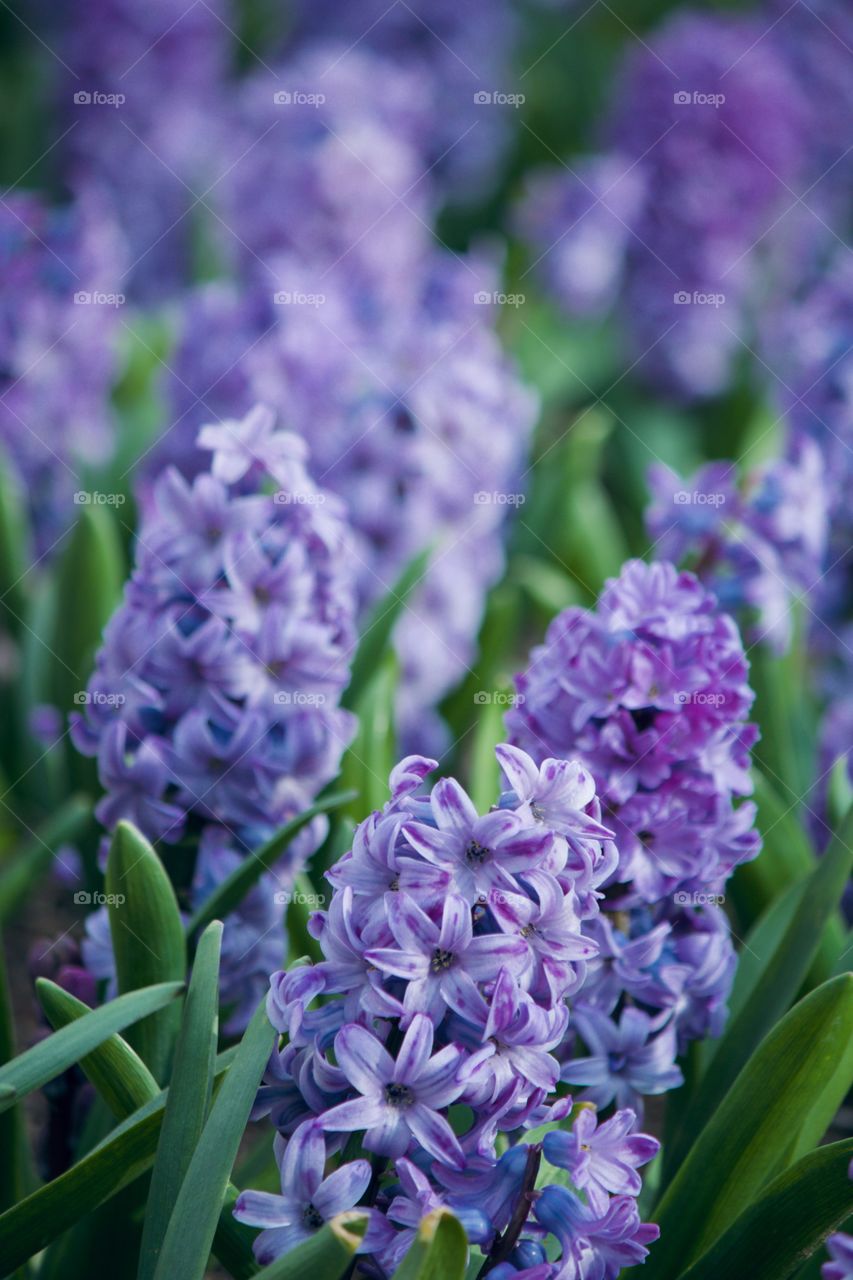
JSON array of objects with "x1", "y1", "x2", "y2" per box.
[
  {"x1": 105, "y1": 821, "x2": 186, "y2": 1082},
  {"x1": 0, "y1": 795, "x2": 90, "y2": 924},
  {"x1": 0, "y1": 450, "x2": 30, "y2": 634},
  {"x1": 0, "y1": 981, "x2": 182, "y2": 1111},
  {"x1": 36, "y1": 978, "x2": 159, "y2": 1118},
  {"x1": 678, "y1": 1139, "x2": 853, "y2": 1280},
  {"x1": 666, "y1": 806, "x2": 853, "y2": 1176},
  {"x1": 185, "y1": 790, "x2": 355, "y2": 939},
  {"x1": 152, "y1": 999, "x2": 275, "y2": 1280},
  {"x1": 391, "y1": 1208, "x2": 468, "y2": 1280},
  {"x1": 251, "y1": 1212, "x2": 369, "y2": 1279},
  {"x1": 285, "y1": 872, "x2": 324, "y2": 966},
  {"x1": 340, "y1": 653, "x2": 397, "y2": 819},
  {"x1": 0, "y1": 929, "x2": 30, "y2": 1219},
  {"x1": 468, "y1": 695, "x2": 505, "y2": 813},
  {"x1": 735, "y1": 768, "x2": 815, "y2": 914},
  {"x1": 511, "y1": 554, "x2": 585, "y2": 618},
  {"x1": 342, "y1": 545, "x2": 431, "y2": 711},
  {"x1": 139, "y1": 921, "x2": 223, "y2": 1280},
  {"x1": 648, "y1": 975, "x2": 853, "y2": 1280}
]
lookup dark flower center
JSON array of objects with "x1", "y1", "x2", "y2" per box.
[
  {"x1": 465, "y1": 839, "x2": 490, "y2": 866},
  {"x1": 608, "y1": 1051, "x2": 627, "y2": 1073},
  {"x1": 302, "y1": 1203, "x2": 324, "y2": 1231},
  {"x1": 385, "y1": 1082, "x2": 414, "y2": 1108},
  {"x1": 430, "y1": 947, "x2": 455, "y2": 972}
]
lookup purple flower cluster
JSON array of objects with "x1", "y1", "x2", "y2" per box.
[
  {"x1": 518, "y1": 8, "x2": 827, "y2": 400},
  {"x1": 237, "y1": 748, "x2": 659, "y2": 1275},
  {"x1": 0, "y1": 191, "x2": 126, "y2": 554},
  {"x1": 144, "y1": 248, "x2": 537, "y2": 745},
  {"x1": 507, "y1": 559, "x2": 761, "y2": 1065},
  {"x1": 72, "y1": 405, "x2": 357, "y2": 1027},
  {"x1": 645, "y1": 439, "x2": 828, "y2": 654}
]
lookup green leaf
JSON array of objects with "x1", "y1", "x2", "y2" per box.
[
  {"x1": 285, "y1": 872, "x2": 325, "y2": 966},
  {"x1": 678, "y1": 1139, "x2": 853, "y2": 1280},
  {"x1": 139, "y1": 921, "x2": 223, "y2": 1280},
  {"x1": 468, "y1": 695, "x2": 505, "y2": 813},
  {"x1": 648, "y1": 975, "x2": 853, "y2": 1280},
  {"x1": 733, "y1": 768, "x2": 815, "y2": 920},
  {"x1": 0, "y1": 795, "x2": 91, "y2": 924},
  {"x1": 340, "y1": 653, "x2": 397, "y2": 819},
  {"x1": 666, "y1": 805, "x2": 853, "y2": 1176},
  {"x1": 0, "y1": 982, "x2": 182, "y2": 1111},
  {"x1": 36, "y1": 978, "x2": 159, "y2": 1118},
  {"x1": 390, "y1": 1208, "x2": 469, "y2": 1280},
  {"x1": 151, "y1": 999, "x2": 275, "y2": 1280},
  {"x1": 105, "y1": 821, "x2": 186, "y2": 1083},
  {"x1": 342, "y1": 544, "x2": 431, "y2": 711},
  {"x1": 251, "y1": 1212, "x2": 369, "y2": 1279},
  {"x1": 185, "y1": 790, "x2": 355, "y2": 940}
]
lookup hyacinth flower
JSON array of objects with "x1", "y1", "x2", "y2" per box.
[
  {"x1": 645, "y1": 439, "x2": 828, "y2": 655},
  {"x1": 237, "y1": 744, "x2": 660, "y2": 1274},
  {"x1": 507, "y1": 559, "x2": 761, "y2": 1082},
  {"x1": 72, "y1": 405, "x2": 357, "y2": 1028}
]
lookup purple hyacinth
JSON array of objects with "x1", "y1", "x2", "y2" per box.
[
  {"x1": 518, "y1": 9, "x2": 813, "y2": 400},
  {"x1": 0, "y1": 191, "x2": 126, "y2": 555},
  {"x1": 142, "y1": 247, "x2": 537, "y2": 745},
  {"x1": 508, "y1": 558, "x2": 760, "y2": 1086},
  {"x1": 239, "y1": 746, "x2": 659, "y2": 1275},
  {"x1": 72, "y1": 404, "x2": 357, "y2": 1027},
  {"x1": 645, "y1": 438, "x2": 828, "y2": 654}
]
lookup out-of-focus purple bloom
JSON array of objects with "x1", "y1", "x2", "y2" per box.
[
  {"x1": 509, "y1": 559, "x2": 760, "y2": 1075},
  {"x1": 241, "y1": 747, "x2": 657, "y2": 1274},
  {"x1": 72, "y1": 406, "x2": 357, "y2": 1025},
  {"x1": 825, "y1": 1234, "x2": 853, "y2": 1280},
  {"x1": 560, "y1": 1006, "x2": 682, "y2": 1111},
  {"x1": 0, "y1": 192, "x2": 126, "y2": 554}
]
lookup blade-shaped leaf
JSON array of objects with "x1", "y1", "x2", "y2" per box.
[
  {"x1": 666, "y1": 806, "x2": 853, "y2": 1177},
  {"x1": 678, "y1": 1138, "x2": 853, "y2": 1280},
  {"x1": 0, "y1": 982, "x2": 182, "y2": 1111},
  {"x1": 342, "y1": 545, "x2": 431, "y2": 711},
  {"x1": 186, "y1": 791, "x2": 355, "y2": 940},
  {"x1": 340, "y1": 653, "x2": 397, "y2": 818},
  {"x1": 36, "y1": 978, "x2": 159, "y2": 1118},
  {"x1": 391, "y1": 1208, "x2": 469, "y2": 1280},
  {"x1": 648, "y1": 975, "x2": 853, "y2": 1280},
  {"x1": 105, "y1": 821, "x2": 186, "y2": 1083},
  {"x1": 139, "y1": 921, "x2": 223, "y2": 1280},
  {"x1": 251, "y1": 1212, "x2": 369, "y2": 1279},
  {"x1": 152, "y1": 999, "x2": 275, "y2": 1280}
]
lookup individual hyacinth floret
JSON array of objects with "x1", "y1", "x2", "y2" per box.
[
  {"x1": 236, "y1": 747, "x2": 660, "y2": 1276},
  {"x1": 72, "y1": 404, "x2": 357, "y2": 1027},
  {"x1": 507, "y1": 559, "x2": 761, "y2": 1074}
]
